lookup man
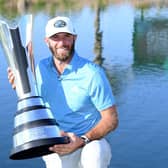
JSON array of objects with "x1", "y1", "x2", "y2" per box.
[{"x1": 8, "y1": 16, "x2": 118, "y2": 168}]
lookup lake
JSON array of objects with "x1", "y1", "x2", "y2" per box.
[{"x1": 0, "y1": 1, "x2": 168, "y2": 168}]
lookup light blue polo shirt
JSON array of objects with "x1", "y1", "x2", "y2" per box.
[{"x1": 36, "y1": 52, "x2": 115, "y2": 136}]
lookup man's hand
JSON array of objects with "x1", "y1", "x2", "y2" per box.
[
  {"x1": 49, "y1": 131, "x2": 84, "y2": 156},
  {"x1": 7, "y1": 67, "x2": 16, "y2": 89}
]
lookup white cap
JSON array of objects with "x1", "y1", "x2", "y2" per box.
[{"x1": 45, "y1": 16, "x2": 76, "y2": 37}]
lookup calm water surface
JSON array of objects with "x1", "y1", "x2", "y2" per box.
[{"x1": 0, "y1": 2, "x2": 168, "y2": 168}]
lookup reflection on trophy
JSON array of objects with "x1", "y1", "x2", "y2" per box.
[{"x1": 0, "y1": 15, "x2": 69, "y2": 160}]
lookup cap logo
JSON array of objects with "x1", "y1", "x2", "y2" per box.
[{"x1": 54, "y1": 20, "x2": 66, "y2": 28}]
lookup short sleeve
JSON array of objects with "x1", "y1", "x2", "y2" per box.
[{"x1": 89, "y1": 68, "x2": 115, "y2": 111}]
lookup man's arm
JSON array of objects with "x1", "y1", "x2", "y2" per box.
[
  {"x1": 85, "y1": 105, "x2": 118, "y2": 141},
  {"x1": 49, "y1": 105, "x2": 118, "y2": 155}
]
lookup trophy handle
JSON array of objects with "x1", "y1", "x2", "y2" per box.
[
  {"x1": 10, "y1": 27, "x2": 30, "y2": 94},
  {"x1": 20, "y1": 15, "x2": 36, "y2": 77}
]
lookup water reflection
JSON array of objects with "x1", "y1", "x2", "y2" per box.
[
  {"x1": 2, "y1": 0, "x2": 168, "y2": 18},
  {"x1": 93, "y1": 3, "x2": 104, "y2": 66},
  {"x1": 133, "y1": 7, "x2": 168, "y2": 67}
]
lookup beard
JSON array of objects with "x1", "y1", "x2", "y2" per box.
[{"x1": 49, "y1": 42, "x2": 75, "y2": 62}]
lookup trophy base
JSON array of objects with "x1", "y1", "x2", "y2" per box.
[{"x1": 10, "y1": 136, "x2": 70, "y2": 160}]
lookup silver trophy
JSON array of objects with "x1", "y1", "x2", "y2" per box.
[{"x1": 0, "y1": 15, "x2": 69, "y2": 160}]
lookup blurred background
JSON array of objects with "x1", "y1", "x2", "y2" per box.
[{"x1": 0, "y1": 0, "x2": 168, "y2": 168}]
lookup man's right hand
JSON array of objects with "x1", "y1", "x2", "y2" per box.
[{"x1": 7, "y1": 67, "x2": 16, "y2": 89}]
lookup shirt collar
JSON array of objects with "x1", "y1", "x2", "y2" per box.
[{"x1": 65, "y1": 51, "x2": 78, "y2": 72}]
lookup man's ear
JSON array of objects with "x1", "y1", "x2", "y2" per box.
[{"x1": 44, "y1": 37, "x2": 49, "y2": 47}]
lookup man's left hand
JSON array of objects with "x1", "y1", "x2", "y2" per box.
[{"x1": 49, "y1": 131, "x2": 84, "y2": 156}]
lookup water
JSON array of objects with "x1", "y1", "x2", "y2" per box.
[{"x1": 1, "y1": 1, "x2": 168, "y2": 168}]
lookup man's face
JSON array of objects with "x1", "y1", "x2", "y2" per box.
[{"x1": 46, "y1": 32, "x2": 76, "y2": 62}]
